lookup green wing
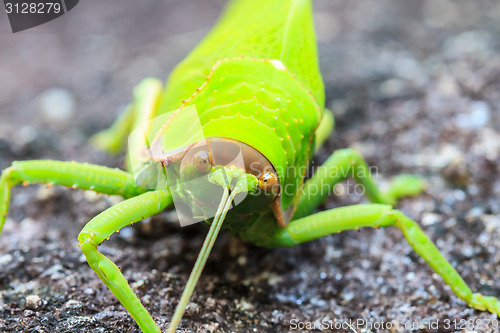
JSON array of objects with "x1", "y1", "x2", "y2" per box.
[{"x1": 159, "y1": 0, "x2": 324, "y2": 112}]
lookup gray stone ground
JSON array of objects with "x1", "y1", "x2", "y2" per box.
[{"x1": 0, "y1": 1, "x2": 499, "y2": 332}]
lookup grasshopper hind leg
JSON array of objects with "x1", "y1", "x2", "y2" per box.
[
  {"x1": 91, "y1": 78, "x2": 164, "y2": 159},
  {"x1": 272, "y1": 204, "x2": 500, "y2": 317},
  {"x1": 293, "y1": 148, "x2": 425, "y2": 219},
  {"x1": 90, "y1": 103, "x2": 135, "y2": 154},
  {"x1": 314, "y1": 108, "x2": 334, "y2": 152}
]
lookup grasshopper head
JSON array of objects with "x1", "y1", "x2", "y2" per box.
[
  {"x1": 129, "y1": 107, "x2": 282, "y2": 225},
  {"x1": 162, "y1": 137, "x2": 279, "y2": 225}
]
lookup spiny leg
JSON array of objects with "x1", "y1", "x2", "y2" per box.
[
  {"x1": 78, "y1": 190, "x2": 172, "y2": 333},
  {"x1": 0, "y1": 160, "x2": 149, "y2": 233},
  {"x1": 272, "y1": 204, "x2": 500, "y2": 316},
  {"x1": 294, "y1": 148, "x2": 424, "y2": 219}
]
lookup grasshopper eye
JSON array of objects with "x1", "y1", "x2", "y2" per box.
[
  {"x1": 258, "y1": 172, "x2": 278, "y2": 191},
  {"x1": 193, "y1": 151, "x2": 212, "y2": 172}
]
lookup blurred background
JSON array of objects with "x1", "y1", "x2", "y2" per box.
[{"x1": 0, "y1": 1, "x2": 499, "y2": 332}]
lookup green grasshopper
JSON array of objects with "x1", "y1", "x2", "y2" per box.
[{"x1": 1, "y1": 0, "x2": 499, "y2": 332}]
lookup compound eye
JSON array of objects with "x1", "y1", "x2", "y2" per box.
[
  {"x1": 193, "y1": 151, "x2": 212, "y2": 172},
  {"x1": 258, "y1": 172, "x2": 278, "y2": 191}
]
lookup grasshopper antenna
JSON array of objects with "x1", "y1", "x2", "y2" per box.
[{"x1": 167, "y1": 169, "x2": 247, "y2": 332}]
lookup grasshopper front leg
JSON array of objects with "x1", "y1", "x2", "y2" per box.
[
  {"x1": 272, "y1": 204, "x2": 500, "y2": 316},
  {"x1": 0, "y1": 160, "x2": 150, "y2": 233},
  {"x1": 78, "y1": 190, "x2": 171, "y2": 333},
  {"x1": 0, "y1": 160, "x2": 173, "y2": 331}
]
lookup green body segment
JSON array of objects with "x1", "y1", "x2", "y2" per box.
[
  {"x1": 159, "y1": 0, "x2": 324, "y2": 108},
  {"x1": 153, "y1": 0, "x2": 324, "y2": 212}
]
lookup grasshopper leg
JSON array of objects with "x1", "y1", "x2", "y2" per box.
[
  {"x1": 91, "y1": 78, "x2": 163, "y2": 159},
  {"x1": 294, "y1": 148, "x2": 425, "y2": 218},
  {"x1": 272, "y1": 204, "x2": 500, "y2": 316},
  {"x1": 314, "y1": 108, "x2": 334, "y2": 152},
  {"x1": 0, "y1": 160, "x2": 150, "y2": 234},
  {"x1": 90, "y1": 103, "x2": 136, "y2": 155},
  {"x1": 78, "y1": 190, "x2": 171, "y2": 333}
]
